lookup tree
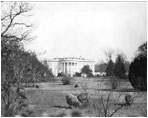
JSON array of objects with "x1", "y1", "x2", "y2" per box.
[
  {"x1": 74, "y1": 72, "x2": 81, "y2": 77},
  {"x1": 104, "y1": 49, "x2": 115, "y2": 62},
  {"x1": 1, "y1": 2, "x2": 33, "y2": 40},
  {"x1": 1, "y1": 2, "x2": 33, "y2": 116},
  {"x1": 124, "y1": 61, "x2": 130, "y2": 74},
  {"x1": 128, "y1": 42, "x2": 147, "y2": 91},
  {"x1": 104, "y1": 49, "x2": 115, "y2": 77},
  {"x1": 137, "y1": 41, "x2": 147, "y2": 57},
  {"x1": 1, "y1": 2, "x2": 54, "y2": 116},
  {"x1": 106, "y1": 59, "x2": 114, "y2": 76},
  {"x1": 81, "y1": 65, "x2": 93, "y2": 77},
  {"x1": 113, "y1": 54, "x2": 126, "y2": 79}
]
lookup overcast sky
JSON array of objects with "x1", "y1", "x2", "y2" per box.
[{"x1": 24, "y1": 2, "x2": 147, "y2": 63}]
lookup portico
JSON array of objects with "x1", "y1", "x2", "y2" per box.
[{"x1": 45, "y1": 57, "x2": 95, "y2": 77}]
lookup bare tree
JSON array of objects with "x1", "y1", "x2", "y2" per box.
[
  {"x1": 91, "y1": 90, "x2": 125, "y2": 117},
  {"x1": 104, "y1": 49, "x2": 115, "y2": 62},
  {"x1": 1, "y1": 2, "x2": 33, "y2": 116},
  {"x1": 1, "y1": 2, "x2": 33, "y2": 39}
]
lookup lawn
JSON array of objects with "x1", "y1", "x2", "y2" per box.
[{"x1": 2, "y1": 77, "x2": 146, "y2": 117}]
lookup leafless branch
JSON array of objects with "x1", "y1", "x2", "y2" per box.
[
  {"x1": 1, "y1": 2, "x2": 32, "y2": 37},
  {"x1": 109, "y1": 104, "x2": 124, "y2": 117},
  {"x1": 11, "y1": 23, "x2": 33, "y2": 27},
  {"x1": 104, "y1": 49, "x2": 115, "y2": 61}
]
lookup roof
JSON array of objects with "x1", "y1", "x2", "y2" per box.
[{"x1": 45, "y1": 57, "x2": 95, "y2": 62}]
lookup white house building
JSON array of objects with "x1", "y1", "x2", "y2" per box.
[{"x1": 44, "y1": 57, "x2": 95, "y2": 77}]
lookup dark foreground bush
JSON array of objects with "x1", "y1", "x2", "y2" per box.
[
  {"x1": 128, "y1": 55, "x2": 147, "y2": 91},
  {"x1": 62, "y1": 76, "x2": 72, "y2": 85}
]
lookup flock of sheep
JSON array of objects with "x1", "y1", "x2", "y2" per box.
[
  {"x1": 66, "y1": 92, "x2": 133, "y2": 109},
  {"x1": 14, "y1": 82, "x2": 134, "y2": 117},
  {"x1": 66, "y1": 83, "x2": 134, "y2": 109}
]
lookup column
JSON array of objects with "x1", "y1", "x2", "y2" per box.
[
  {"x1": 72, "y1": 62, "x2": 74, "y2": 75},
  {"x1": 68, "y1": 62, "x2": 71, "y2": 74},
  {"x1": 67, "y1": 62, "x2": 69, "y2": 74},
  {"x1": 79, "y1": 62, "x2": 81, "y2": 72},
  {"x1": 77, "y1": 62, "x2": 80, "y2": 72},
  {"x1": 74, "y1": 63, "x2": 75, "y2": 73},
  {"x1": 73, "y1": 62, "x2": 76, "y2": 74},
  {"x1": 65, "y1": 62, "x2": 67, "y2": 73},
  {"x1": 92, "y1": 63, "x2": 95, "y2": 75},
  {"x1": 75, "y1": 63, "x2": 77, "y2": 73},
  {"x1": 63, "y1": 62, "x2": 65, "y2": 73}
]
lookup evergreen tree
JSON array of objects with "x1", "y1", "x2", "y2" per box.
[
  {"x1": 128, "y1": 42, "x2": 147, "y2": 91},
  {"x1": 106, "y1": 59, "x2": 114, "y2": 76},
  {"x1": 129, "y1": 55, "x2": 147, "y2": 91},
  {"x1": 114, "y1": 55, "x2": 126, "y2": 79}
]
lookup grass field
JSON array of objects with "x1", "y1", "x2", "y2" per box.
[
  {"x1": 2, "y1": 77, "x2": 147, "y2": 117},
  {"x1": 23, "y1": 77, "x2": 147, "y2": 117}
]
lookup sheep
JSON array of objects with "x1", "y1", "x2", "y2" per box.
[
  {"x1": 74, "y1": 84, "x2": 79, "y2": 88},
  {"x1": 125, "y1": 94, "x2": 133, "y2": 106},
  {"x1": 77, "y1": 93, "x2": 88, "y2": 103},
  {"x1": 35, "y1": 85, "x2": 39, "y2": 88},
  {"x1": 66, "y1": 94, "x2": 81, "y2": 108}
]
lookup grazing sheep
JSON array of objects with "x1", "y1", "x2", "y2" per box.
[
  {"x1": 35, "y1": 85, "x2": 39, "y2": 88},
  {"x1": 74, "y1": 84, "x2": 79, "y2": 88},
  {"x1": 125, "y1": 94, "x2": 133, "y2": 106},
  {"x1": 77, "y1": 93, "x2": 88, "y2": 103},
  {"x1": 66, "y1": 94, "x2": 81, "y2": 108}
]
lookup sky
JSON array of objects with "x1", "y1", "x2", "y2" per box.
[{"x1": 24, "y1": 2, "x2": 147, "y2": 63}]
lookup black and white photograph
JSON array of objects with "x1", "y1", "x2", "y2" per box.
[{"x1": 1, "y1": 1, "x2": 147, "y2": 117}]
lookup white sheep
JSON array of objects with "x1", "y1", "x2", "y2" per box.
[{"x1": 66, "y1": 94, "x2": 81, "y2": 108}]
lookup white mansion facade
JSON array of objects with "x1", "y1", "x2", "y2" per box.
[{"x1": 44, "y1": 57, "x2": 95, "y2": 77}]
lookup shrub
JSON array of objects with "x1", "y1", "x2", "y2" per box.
[
  {"x1": 58, "y1": 72, "x2": 66, "y2": 77},
  {"x1": 128, "y1": 55, "x2": 147, "y2": 91},
  {"x1": 91, "y1": 91, "x2": 124, "y2": 117},
  {"x1": 121, "y1": 74, "x2": 128, "y2": 80},
  {"x1": 110, "y1": 77, "x2": 118, "y2": 89},
  {"x1": 62, "y1": 76, "x2": 72, "y2": 85},
  {"x1": 111, "y1": 80, "x2": 117, "y2": 89},
  {"x1": 71, "y1": 110, "x2": 82, "y2": 117},
  {"x1": 81, "y1": 65, "x2": 93, "y2": 77},
  {"x1": 74, "y1": 72, "x2": 81, "y2": 77}
]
